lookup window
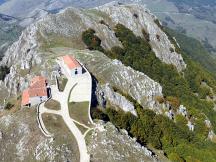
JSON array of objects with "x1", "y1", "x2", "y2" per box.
[{"x1": 75, "y1": 69, "x2": 78, "y2": 75}]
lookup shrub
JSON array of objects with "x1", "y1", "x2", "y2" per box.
[
  {"x1": 155, "y1": 96, "x2": 165, "y2": 104},
  {"x1": 170, "y1": 47, "x2": 175, "y2": 53},
  {"x1": 5, "y1": 102, "x2": 14, "y2": 110},
  {"x1": 142, "y1": 29, "x2": 150, "y2": 42},
  {"x1": 0, "y1": 66, "x2": 10, "y2": 80},
  {"x1": 81, "y1": 28, "x2": 104, "y2": 52},
  {"x1": 166, "y1": 96, "x2": 180, "y2": 110},
  {"x1": 168, "y1": 152, "x2": 184, "y2": 162}
]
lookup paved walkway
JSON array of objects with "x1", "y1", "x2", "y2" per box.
[{"x1": 37, "y1": 65, "x2": 94, "y2": 162}]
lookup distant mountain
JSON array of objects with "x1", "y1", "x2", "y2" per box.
[
  {"x1": 0, "y1": 0, "x2": 113, "y2": 18},
  {"x1": 1, "y1": 0, "x2": 216, "y2": 56},
  {"x1": 0, "y1": 0, "x2": 216, "y2": 69},
  {"x1": 0, "y1": 13, "x2": 22, "y2": 60},
  {"x1": 139, "y1": 0, "x2": 216, "y2": 57}
]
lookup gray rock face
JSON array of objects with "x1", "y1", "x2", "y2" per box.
[
  {"x1": 0, "y1": 3, "x2": 183, "y2": 104},
  {"x1": 87, "y1": 121, "x2": 161, "y2": 162},
  {"x1": 97, "y1": 2, "x2": 186, "y2": 71},
  {"x1": 0, "y1": 22, "x2": 42, "y2": 95},
  {"x1": 2, "y1": 3, "x2": 186, "y2": 67},
  {"x1": 0, "y1": 13, "x2": 22, "y2": 59},
  {"x1": 52, "y1": 48, "x2": 163, "y2": 111},
  {"x1": 97, "y1": 83, "x2": 137, "y2": 116},
  {"x1": 0, "y1": 131, "x2": 3, "y2": 140}
]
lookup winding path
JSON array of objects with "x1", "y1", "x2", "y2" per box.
[{"x1": 38, "y1": 66, "x2": 93, "y2": 162}]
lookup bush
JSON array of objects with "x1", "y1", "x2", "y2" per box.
[
  {"x1": 91, "y1": 108, "x2": 109, "y2": 121},
  {"x1": 81, "y1": 28, "x2": 104, "y2": 51},
  {"x1": 168, "y1": 152, "x2": 184, "y2": 162},
  {"x1": 5, "y1": 102, "x2": 14, "y2": 110},
  {"x1": 0, "y1": 66, "x2": 10, "y2": 80},
  {"x1": 166, "y1": 96, "x2": 180, "y2": 110},
  {"x1": 142, "y1": 29, "x2": 150, "y2": 42}
]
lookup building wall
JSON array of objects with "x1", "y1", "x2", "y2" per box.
[
  {"x1": 59, "y1": 60, "x2": 82, "y2": 77},
  {"x1": 30, "y1": 96, "x2": 48, "y2": 106},
  {"x1": 70, "y1": 67, "x2": 82, "y2": 76}
]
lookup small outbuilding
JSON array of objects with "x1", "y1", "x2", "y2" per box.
[
  {"x1": 58, "y1": 55, "x2": 82, "y2": 77},
  {"x1": 21, "y1": 76, "x2": 49, "y2": 107}
]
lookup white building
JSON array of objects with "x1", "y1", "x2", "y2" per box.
[
  {"x1": 22, "y1": 76, "x2": 49, "y2": 107},
  {"x1": 58, "y1": 55, "x2": 82, "y2": 77}
]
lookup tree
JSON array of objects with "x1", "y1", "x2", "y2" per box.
[
  {"x1": 168, "y1": 152, "x2": 184, "y2": 162},
  {"x1": 0, "y1": 66, "x2": 10, "y2": 80}
]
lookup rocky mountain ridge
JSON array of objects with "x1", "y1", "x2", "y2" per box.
[
  {"x1": 1, "y1": 3, "x2": 216, "y2": 162},
  {"x1": 0, "y1": 13, "x2": 22, "y2": 59},
  {"x1": 0, "y1": 3, "x2": 186, "y2": 108}
]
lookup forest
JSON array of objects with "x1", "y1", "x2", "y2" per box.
[{"x1": 82, "y1": 24, "x2": 216, "y2": 161}]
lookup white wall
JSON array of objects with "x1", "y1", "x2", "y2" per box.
[
  {"x1": 70, "y1": 67, "x2": 82, "y2": 76},
  {"x1": 30, "y1": 96, "x2": 48, "y2": 106},
  {"x1": 59, "y1": 60, "x2": 83, "y2": 77}
]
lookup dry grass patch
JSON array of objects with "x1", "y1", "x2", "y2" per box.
[
  {"x1": 44, "y1": 99, "x2": 61, "y2": 110},
  {"x1": 42, "y1": 113, "x2": 80, "y2": 162},
  {"x1": 57, "y1": 77, "x2": 68, "y2": 92},
  {"x1": 74, "y1": 123, "x2": 88, "y2": 134},
  {"x1": 68, "y1": 101, "x2": 92, "y2": 127}
]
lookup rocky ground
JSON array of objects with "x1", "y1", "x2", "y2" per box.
[
  {"x1": 87, "y1": 120, "x2": 169, "y2": 162},
  {"x1": 0, "y1": 107, "x2": 79, "y2": 162}
]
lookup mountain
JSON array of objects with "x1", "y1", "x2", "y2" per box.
[
  {"x1": 0, "y1": 13, "x2": 22, "y2": 60},
  {"x1": 139, "y1": 0, "x2": 216, "y2": 57},
  {"x1": 0, "y1": 2, "x2": 216, "y2": 162},
  {"x1": 0, "y1": 0, "x2": 216, "y2": 69}
]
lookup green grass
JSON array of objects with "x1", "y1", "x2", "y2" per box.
[
  {"x1": 57, "y1": 77, "x2": 68, "y2": 92},
  {"x1": 44, "y1": 99, "x2": 61, "y2": 110},
  {"x1": 68, "y1": 102, "x2": 91, "y2": 127},
  {"x1": 38, "y1": 32, "x2": 85, "y2": 52}
]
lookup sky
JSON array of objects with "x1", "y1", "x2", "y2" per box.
[{"x1": 0, "y1": 0, "x2": 5, "y2": 5}]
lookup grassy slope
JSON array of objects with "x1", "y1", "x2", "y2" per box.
[{"x1": 165, "y1": 27, "x2": 216, "y2": 76}]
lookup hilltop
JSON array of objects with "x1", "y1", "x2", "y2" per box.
[{"x1": 0, "y1": 2, "x2": 216, "y2": 162}]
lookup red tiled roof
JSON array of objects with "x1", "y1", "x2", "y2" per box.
[
  {"x1": 21, "y1": 89, "x2": 29, "y2": 106},
  {"x1": 21, "y1": 76, "x2": 48, "y2": 106},
  {"x1": 62, "y1": 55, "x2": 81, "y2": 69},
  {"x1": 30, "y1": 76, "x2": 46, "y2": 88},
  {"x1": 28, "y1": 87, "x2": 47, "y2": 97}
]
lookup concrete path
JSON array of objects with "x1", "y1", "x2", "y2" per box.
[{"x1": 37, "y1": 63, "x2": 94, "y2": 162}]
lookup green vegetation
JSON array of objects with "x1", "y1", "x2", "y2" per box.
[
  {"x1": 82, "y1": 24, "x2": 216, "y2": 162},
  {"x1": 82, "y1": 29, "x2": 104, "y2": 52},
  {"x1": 68, "y1": 101, "x2": 91, "y2": 126},
  {"x1": 44, "y1": 99, "x2": 61, "y2": 110},
  {"x1": 0, "y1": 20, "x2": 23, "y2": 60},
  {"x1": 38, "y1": 32, "x2": 84, "y2": 51},
  {"x1": 57, "y1": 77, "x2": 68, "y2": 92},
  {"x1": 82, "y1": 24, "x2": 216, "y2": 132},
  {"x1": 92, "y1": 106, "x2": 216, "y2": 162},
  {"x1": 4, "y1": 102, "x2": 14, "y2": 110},
  {"x1": 164, "y1": 27, "x2": 216, "y2": 76},
  {"x1": 168, "y1": 0, "x2": 216, "y2": 24},
  {"x1": 0, "y1": 66, "x2": 10, "y2": 80}
]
